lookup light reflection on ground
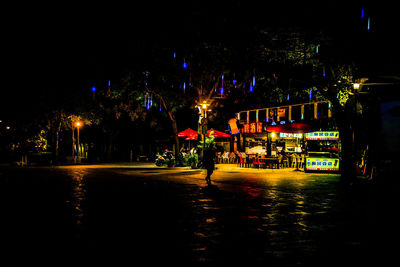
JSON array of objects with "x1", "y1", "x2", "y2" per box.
[{"x1": 4, "y1": 162, "x2": 388, "y2": 265}]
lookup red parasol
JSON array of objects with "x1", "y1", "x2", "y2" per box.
[
  {"x1": 178, "y1": 128, "x2": 198, "y2": 138},
  {"x1": 266, "y1": 122, "x2": 315, "y2": 133},
  {"x1": 179, "y1": 128, "x2": 230, "y2": 140},
  {"x1": 185, "y1": 135, "x2": 197, "y2": 140},
  {"x1": 206, "y1": 128, "x2": 231, "y2": 138}
]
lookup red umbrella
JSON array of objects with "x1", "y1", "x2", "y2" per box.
[
  {"x1": 185, "y1": 135, "x2": 197, "y2": 140},
  {"x1": 178, "y1": 128, "x2": 198, "y2": 138},
  {"x1": 266, "y1": 122, "x2": 315, "y2": 133},
  {"x1": 206, "y1": 128, "x2": 231, "y2": 138}
]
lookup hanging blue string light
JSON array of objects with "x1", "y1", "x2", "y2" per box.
[
  {"x1": 361, "y1": 8, "x2": 364, "y2": 19},
  {"x1": 146, "y1": 93, "x2": 150, "y2": 110},
  {"x1": 183, "y1": 61, "x2": 188, "y2": 69},
  {"x1": 91, "y1": 86, "x2": 96, "y2": 92},
  {"x1": 252, "y1": 75, "x2": 256, "y2": 86},
  {"x1": 367, "y1": 17, "x2": 371, "y2": 31},
  {"x1": 309, "y1": 89, "x2": 313, "y2": 101},
  {"x1": 221, "y1": 75, "x2": 224, "y2": 96},
  {"x1": 173, "y1": 52, "x2": 176, "y2": 58},
  {"x1": 287, "y1": 94, "x2": 290, "y2": 101},
  {"x1": 249, "y1": 82, "x2": 253, "y2": 92}
]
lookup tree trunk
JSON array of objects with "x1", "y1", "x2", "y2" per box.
[
  {"x1": 54, "y1": 118, "x2": 62, "y2": 165},
  {"x1": 155, "y1": 93, "x2": 180, "y2": 160},
  {"x1": 170, "y1": 114, "x2": 180, "y2": 160},
  {"x1": 317, "y1": 83, "x2": 356, "y2": 183},
  {"x1": 335, "y1": 107, "x2": 356, "y2": 183}
]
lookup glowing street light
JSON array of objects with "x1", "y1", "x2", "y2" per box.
[
  {"x1": 76, "y1": 121, "x2": 82, "y2": 162},
  {"x1": 196, "y1": 101, "x2": 210, "y2": 160}
]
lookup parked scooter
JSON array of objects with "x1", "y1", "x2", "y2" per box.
[
  {"x1": 155, "y1": 150, "x2": 175, "y2": 167},
  {"x1": 155, "y1": 153, "x2": 165, "y2": 166}
]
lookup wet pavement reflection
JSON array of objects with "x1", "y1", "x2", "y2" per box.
[
  {"x1": 1, "y1": 165, "x2": 397, "y2": 265},
  {"x1": 70, "y1": 168, "x2": 88, "y2": 234}
]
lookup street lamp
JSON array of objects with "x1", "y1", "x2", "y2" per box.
[
  {"x1": 197, "y1": 101, "x2": 210, "y2": 160},
  {"x1": 76, "y1": 121, "x2": 82, "y2": 163}
]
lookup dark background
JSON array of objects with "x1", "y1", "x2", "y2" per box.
[{"x1": 2, "y1": 3, "x2": 399, "y2": 120}]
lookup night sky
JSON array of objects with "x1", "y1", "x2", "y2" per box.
[{"x1": 2, "y1": 3, "x2": 399, "y2": 120}]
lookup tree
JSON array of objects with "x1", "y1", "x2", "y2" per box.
[{"x1": 106, "y1": 27, "x2": 358, "y2": 174}]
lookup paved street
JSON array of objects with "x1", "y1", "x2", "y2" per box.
[{"x1": 1, "y1": 163, "x2": 397, "y2": 266}]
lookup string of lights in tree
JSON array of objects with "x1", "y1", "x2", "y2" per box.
[{"x1": 123, "y1": 44, "x2": 329, "y2": 112}]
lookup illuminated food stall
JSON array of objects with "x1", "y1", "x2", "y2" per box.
[
  {"x1": 305, "y1": 131, "x2": 340, "y2": 172},
  {"x1": 236, "y1": 101, "x2": 333, "y2": 156}
]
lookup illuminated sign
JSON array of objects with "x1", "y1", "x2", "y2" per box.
[
  {"x1": 228, "y1": 118, "x2": 240, "y2": 134},
  {"x1": 279, "y1": 133, "x2": 302, "y2": 138},
  {"x1": 242, "y1": 122, "x2": 264, "y2": 134},
  {"x1": 257, "y1": 122, "x2": 263, "y2": 133},
  {"x1": 243, "y1": 123, "x2": 250, "y2": 133},
  {"x1": 306, "y1": 131, "x2": 339, "y2": 140},
  {"x1": 250, "y1": 123, "x2": 256, "y2": 133},
  {"x1": 305, "y1": 157, "x2": 340, "y2": 171}
]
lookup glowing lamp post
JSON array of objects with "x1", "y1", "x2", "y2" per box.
[
  {"x1": 197, "y1": 101, "x2": 210, "y2": 160},
  {"x1": 76, "y1": 121, "x2": 82, "y2": 163}
]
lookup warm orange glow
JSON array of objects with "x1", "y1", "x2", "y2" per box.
[{"x1": 76, "y1": 122, "x2": 81, "y2": 127}]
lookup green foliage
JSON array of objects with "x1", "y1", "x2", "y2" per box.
[
  {"x1": 197, "y1": 131, "x2": 216, "y2": 152},
  {"x1": 26, "y1": 129, "x2": 48, "y2": 152},
  {"x1": 337, "y1": 90, "x2": 350, "y2": 106},
  {"x1": 166, "y1": 158, "x2": 175, "y2": 167},
  {"x1": 187, "y1": 153, "x2": 199, "y2": 168},
  {"x1": 175, "y1": 153, "x2": 188, "y2": 167}
]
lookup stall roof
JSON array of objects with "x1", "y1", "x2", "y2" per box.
[{"x1": 266, "y1": 122, "x2": 316, "y2": 133}]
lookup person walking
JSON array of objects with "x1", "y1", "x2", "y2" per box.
[{"x1": 203, "y1": 145, "x2": 216, "y2": 186}]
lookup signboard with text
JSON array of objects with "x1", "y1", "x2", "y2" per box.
[
  {"x1": 242, "y1": 122, "x2": 263, "y2": 133},
  {"x1": 305, "y1": 157, "x2": 340, "y2": 171},
  {"x1": 279, "y1": 133, "x2": 302, "y2": 138},
  {"x1": 278, "y1": 108, "x2": 286, "y2": 117},
  {"x1": 306, "y1": 131, "x2": 339, "y2": 141}
]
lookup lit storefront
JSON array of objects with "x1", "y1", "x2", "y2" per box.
[{"x1": 236, "y1": 101, "x2": 334, "y2": 156}]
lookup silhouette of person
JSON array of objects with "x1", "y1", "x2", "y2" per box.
[{"x1": 203, "y1": 145, "x2": 216, "y2": 185}]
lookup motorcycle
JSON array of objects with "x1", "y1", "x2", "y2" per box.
[
  {"x1": 155, "y1": 153, "x2": 165, "y2": 166},
  {"x1": 155, "y1": 151, "x2": 175, "y2": 167}
]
